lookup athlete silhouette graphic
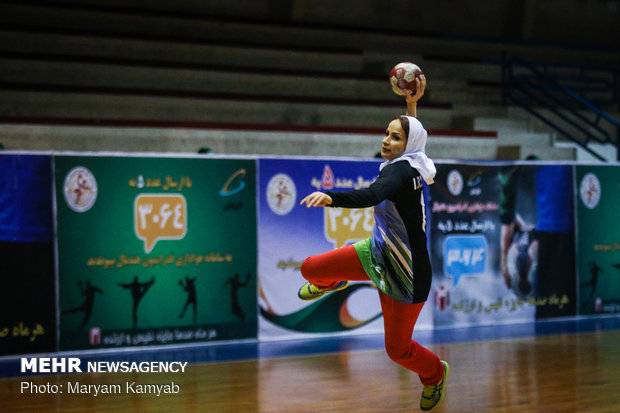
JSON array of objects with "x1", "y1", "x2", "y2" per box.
[
  {"x1": 178, "y1": 276, "x2": 197, "y2": 324},
  {"x1": 223, "y1": 273, "x2": 251, "y2": 321},
  {"x1": 117, "y1": 276, "x2": 155, "y2": 328},
  {"x1": 581, "y1": 261, "x2": 603, "y2": 300},
  {"x1": 62, "y1": 280, "x2": 103, "y2": 328}
]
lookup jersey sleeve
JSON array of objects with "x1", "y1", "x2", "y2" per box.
[{"x1": 326, "y1": 162, "x2": 410, "y2": 208}]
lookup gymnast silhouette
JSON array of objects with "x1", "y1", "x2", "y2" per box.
[
  {"x1": 62, "y1": 280, "x2": 103, "y2": 328},
  {"x1": 118, "y1": 276, "x2": 155, "y2": 329},
  {"x1": 223, "y1": 273, "x2": 252, "y2": 321},
  {"x1": 178, "y1": 276, "x2": 197, "y2": 325}
]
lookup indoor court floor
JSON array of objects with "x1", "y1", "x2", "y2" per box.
[{"x1": 1, "y1": 316, "x2": 620, "y2": 412}]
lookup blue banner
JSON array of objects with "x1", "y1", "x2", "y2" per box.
[{"x1": 429, "y1": 162, "x2": 576, "y2": 326}]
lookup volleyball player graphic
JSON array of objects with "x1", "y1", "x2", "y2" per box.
[
  {"x1": 223, "y1": 273, "x2": 252, "y2": 321},
  {"x1": 62, "y1": 280, "x2": 103, "y2": 328}
]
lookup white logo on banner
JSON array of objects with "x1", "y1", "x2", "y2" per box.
[
  {"x1": 579, "y1": 173, "x2": 601, "y2": 209},
  {"x1": 267, "y1": 173, "x2": 296, "y2": 215},
  {"x1": 63, "y1": 166, "x2": 98, "y2": 213},
  {"x1": 447, "y1": 170, "x2": 464, "y2": 196}
]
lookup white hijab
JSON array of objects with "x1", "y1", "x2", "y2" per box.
[{"x1": 380, "y1": 115, "x2": 436, "y2": 184}]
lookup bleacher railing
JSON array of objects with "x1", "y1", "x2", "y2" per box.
[{"x1": 502, "y1": 56, "x2": 619, "y2": 161}]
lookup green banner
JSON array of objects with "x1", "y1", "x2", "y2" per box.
[
  {"x1": 576, "y1": 165, "x2": 620, "y2": 315},
  {"x1": 55, "y1": 155, "x2": 257, "y2": 350}
]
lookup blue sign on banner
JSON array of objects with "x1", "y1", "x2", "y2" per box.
[{"x1": 443, "y1": 235, "x2": 487, "y2": 286}]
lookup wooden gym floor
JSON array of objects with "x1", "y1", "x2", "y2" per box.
[{"x1": 2, "y1": 318, "x2": 620, "y2": 412}]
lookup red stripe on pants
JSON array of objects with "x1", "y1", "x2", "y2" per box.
[{"x1": 301, "y1": 245, "x2": 443, "y2": 385}]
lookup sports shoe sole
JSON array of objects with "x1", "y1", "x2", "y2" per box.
[{"x1": 297, "y1": 281, "x2": 349, "y2": 301}]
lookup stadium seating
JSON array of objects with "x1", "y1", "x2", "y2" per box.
[{"x1": 0, "y1": 1, "x2": 617, "y2": 159}]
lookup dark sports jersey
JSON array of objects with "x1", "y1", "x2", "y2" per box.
[{"x1": 327, "y1": 161, "x2": 432, "y2": 303}]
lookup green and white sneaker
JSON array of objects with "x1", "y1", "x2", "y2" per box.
[
  {"x1": 420, "y1": 360, "x2": 449, "y2": 411},
  {"x1": 297, "y1": 281, "x2": 349, "y2": 301}
]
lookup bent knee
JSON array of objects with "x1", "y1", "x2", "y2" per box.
[
  {"x1": 385, "y1": 342, "x2": 412, "y2": 363},
  {"x1": 300, "y1": 256, "x2": 318, "y2": 281}
]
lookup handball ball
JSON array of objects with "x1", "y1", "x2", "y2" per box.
[{"x1": 390, "y1": 62, "x2": 423, "y2": 96}]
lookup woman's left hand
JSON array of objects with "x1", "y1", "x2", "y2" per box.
[{"x1": 300, "y1": 191, "x2": 333, "y2": 207}]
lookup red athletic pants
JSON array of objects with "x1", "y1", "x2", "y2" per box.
[{"x1": 301, "y1": 245, "x2": 443, "y2": 386}]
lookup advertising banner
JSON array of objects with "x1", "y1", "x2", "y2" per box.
[
  {"x1": 54, "y1": 155, "x2": 257, "y2": 350},
  {"x1": 0, "y1": 154, "x2": 56, "y2": 355},
  {"x1": 258, "y1": 157, "x2": 433, "y2": 340},
  {"x1": 576, "y1": 165, "x2": 620, "y2": 315},
  {"x1": 430, "y1": 162, "x2": 576, "y2": 326}
]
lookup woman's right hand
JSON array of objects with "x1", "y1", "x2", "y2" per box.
[
  {"x1": 406, "y1": 74, "x2": 426, "y2": 116},
  {"x1": 406, "y1": 74, "x2": 426, "y2": 104},
  {"x1": 300, "y1": 191, "x2": 333, "y2": 207}
]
